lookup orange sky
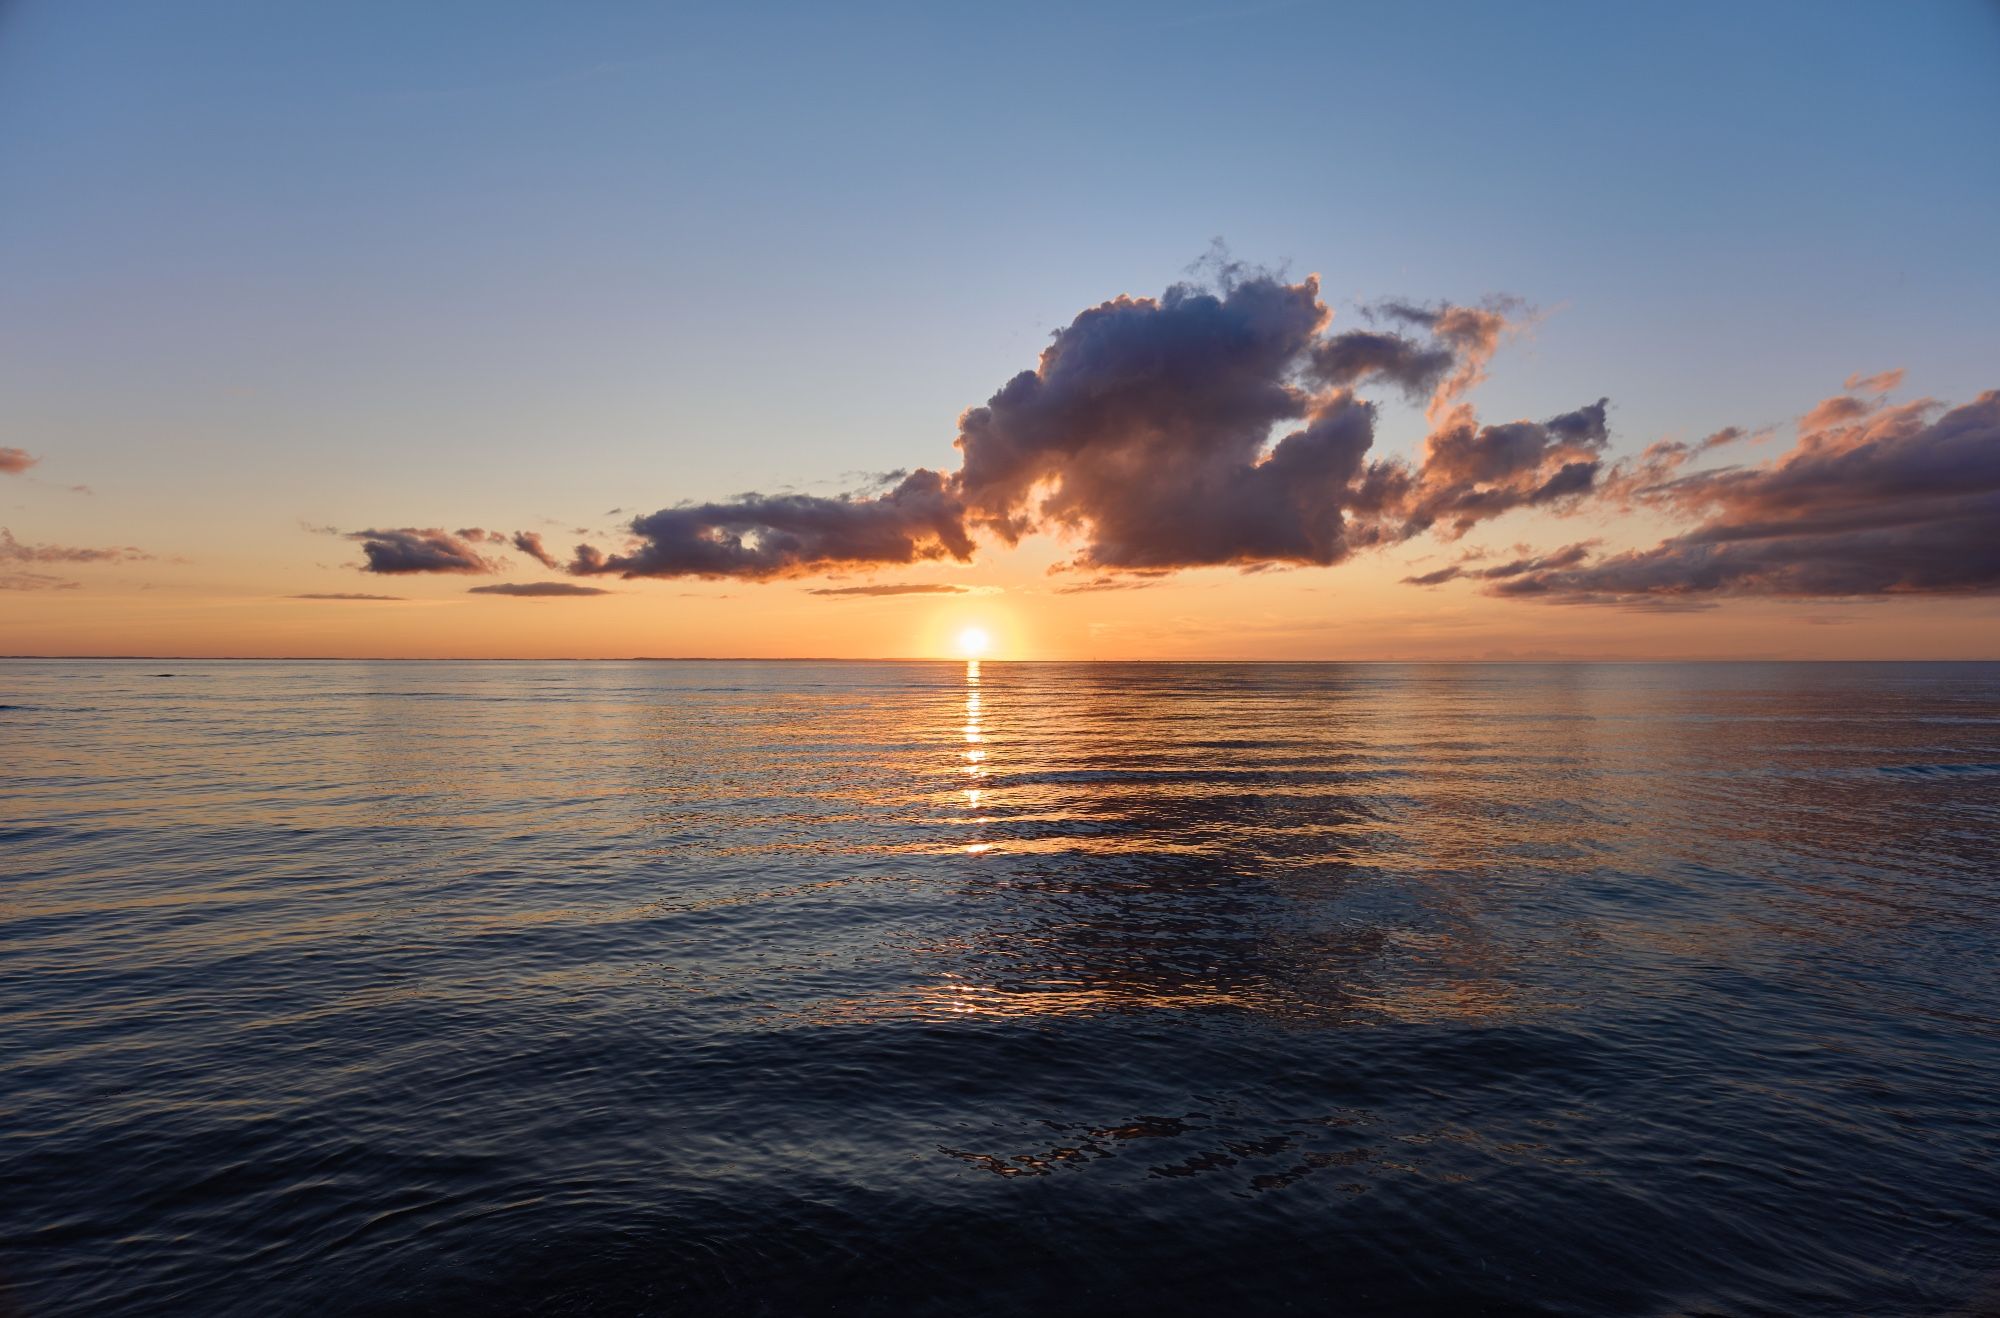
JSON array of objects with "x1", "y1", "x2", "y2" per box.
[{"x1": 6, "y1": 524, "x2": 1996, "y2": 660}]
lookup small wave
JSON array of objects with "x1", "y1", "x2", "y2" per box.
[{"x1": 1879, "y1": 761, "x2": 2000, "y2": 777}]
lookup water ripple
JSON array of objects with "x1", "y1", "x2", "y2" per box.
[{"x1": 1, "y1": 659, "x2": 1997, "y2": 1315}]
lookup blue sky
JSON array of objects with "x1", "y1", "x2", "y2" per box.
[{"x1": 1, "y1": 1, "x2": 1996, "y2": 657}]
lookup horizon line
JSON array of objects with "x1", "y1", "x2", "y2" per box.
[{"x1": 4, "y1": 655, "x2": 1998, "y2": 665}]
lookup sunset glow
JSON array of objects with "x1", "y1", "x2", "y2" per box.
[
  {"x1": 0, "y1": 3, "x2": 1991, "y2": 666},
  {"x1": 6, "y1": 7, "x2": 1998, "y2": 1317}
]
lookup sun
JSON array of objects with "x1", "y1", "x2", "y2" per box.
[{"x1": 956, "y1": 626, "x2": 991, "y2": 658}]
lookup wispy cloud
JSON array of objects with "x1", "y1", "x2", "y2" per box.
[
  {"x1": 0, "y1": 528, "x2": 151, "y2": 564},
  {"x1": 806, "y1": 582, "x2": 970, "y2": 597},
  {"x1": 291, "y1": 592, "x2": 405, "y2": 601},
  {"x1": 468, "y1": 582, "x2": 611, "y2": 597},
  {"x1": 0, "y1": 571, "x2": 78, "y2": 591},
  {"x1": 1054, "y1": 575, "x2": 1165, "y2": 594}
]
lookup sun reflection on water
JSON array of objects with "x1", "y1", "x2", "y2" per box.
[{"x1": 962, "y1": 659, "x2": 990, "y2": 851}]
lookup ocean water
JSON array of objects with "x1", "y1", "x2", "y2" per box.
[{"x1": 2, "y1": 659, "x2": 1998, "y2": 1316}]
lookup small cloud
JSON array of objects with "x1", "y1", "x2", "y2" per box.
[
  {"x1": 291, "y1": 592, "x2": 406, "y2": 601},
  {"x1": 348, "y1": 527, "x2": 499, "y2": 575},
  {"x1": 1798, "y1": 394, "x2": 1876, "y2": 432},
  {"x1": 0, "y1": 448, "x2": 38, "y2": 476},
  {"x1": 468, "y1": 582, "x2": 611, "y2": 597},
  {"x1": 806, "y1": 582, "x2": 969, "y2": 597},
  {"x1": 511, "y1": 530, "x2": 561, "y2": 569},
  {"x1": 1843, "y1": 368, "x2": 1905, "y2": 395}
]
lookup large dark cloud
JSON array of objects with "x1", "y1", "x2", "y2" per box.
[
  {"x1": 569, "y1": 271, "x2": 1599, "y2": 582},
  {"x1": 951, "y1": 276, "x2": 1331, "y2": 550},
  {"x1": 0, "y1": 448, "x2": 37, "y2": 475},
  {"x1": 348, "y1": 527, "x2": 500, "y2": 575},
  {"x1": 1489, "y1": 389, "x2": 2000, "y2": 602},
  {"x1": 570, "y1": 468, "x2": 970, "y2": 581}
]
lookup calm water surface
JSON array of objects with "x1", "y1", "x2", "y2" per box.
[{"x1": 2, "y1": 660, "x2": 1998, "y2": 1315}]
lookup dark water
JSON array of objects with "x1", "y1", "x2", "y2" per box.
[{"x1": 3, "y1": 660, "x2": 1998, "y2": 1316}]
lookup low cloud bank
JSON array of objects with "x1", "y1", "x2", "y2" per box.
[
  {"x1": 1481, "y1": 389, "x2": 2000, "y2": 602},
  {"x1": 468, "y1": 582, "x2": 611, "y2": 597},
  {"x1": 569, "y1": 469, "x2": 970, "y2": 581}
]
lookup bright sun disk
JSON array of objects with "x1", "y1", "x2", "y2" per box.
[{"x1": 957, "y1": 626, "x2": 991, "y2": 657}]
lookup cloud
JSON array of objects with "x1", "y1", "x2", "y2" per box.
[
  {"x1": 1304, "y1": 330, "x2": 1454, "y2": 401},
  {"x1": 0, "y1": 448, "x2": 38, "y2": 475},
  {"x1": 1054, "y1": 575, "x2": 1165, "y2": 594},
  {"x1": 1399, "y1": 399, "x2": 1610, "y2": 539},
  {"x1": 1844, "y1": 368, "x2": 1905, "y2": 394},
  {"x1": 0, "y1": 528, "x2": 152, "y2": 564},
  {"x1": 1403, "y1": 541, "x2": 1595, "y2": 586},
  {"x1": 348, "y1": 527, "x2": 500, "y2": 575},
  {"x1": 292, "y1": 592, "x2": 405, "y2": 600},
  {"x1": 951, "y1": 277, "x2": 1362, "y2": 568},
  {"x1": 947, "y1": 275, "x2": 1590, "y2": 573},
  {"x1": 568, "y1": 267, "x2": 1593, "y2": 583},
  {"x1": 1370, "y1": 299, "x2": 1518, "y2": 425},
  {"x1": 1490, "y1": 390, "x2": 2000, "y2": 602},
  {"x1": 455, "y1": 527, "x2": 509, "y2": 544},
  {"x1": 511, "y1": 530, "x2": 561, "y2": 569},
  {"x1": 806, "y1": 582, "x2": 969, "y2": 596},
  {"x1": 0, "y1": 571, "x2": 78, "y2": 591},
  {"x1": 1799, "y1": 393, "x2": 1878, "y2": 432},
  {"x1": 1695, "y1": 425, "x2": 1755, "y2": 452},
  {"x1": 468, "y1": 581, "x2": 611, "y2": 597},
  {"x1": 570, "y1": 468, "x2": 970, "y2": 580}
]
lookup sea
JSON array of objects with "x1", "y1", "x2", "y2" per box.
[{"x1": 2, "y1": 659, "x2": 1997, "y2": 1316}]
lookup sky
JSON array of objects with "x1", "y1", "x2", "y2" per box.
[{"x1": 2, "y1": 0, "x2": 1997, "y2": 659}]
